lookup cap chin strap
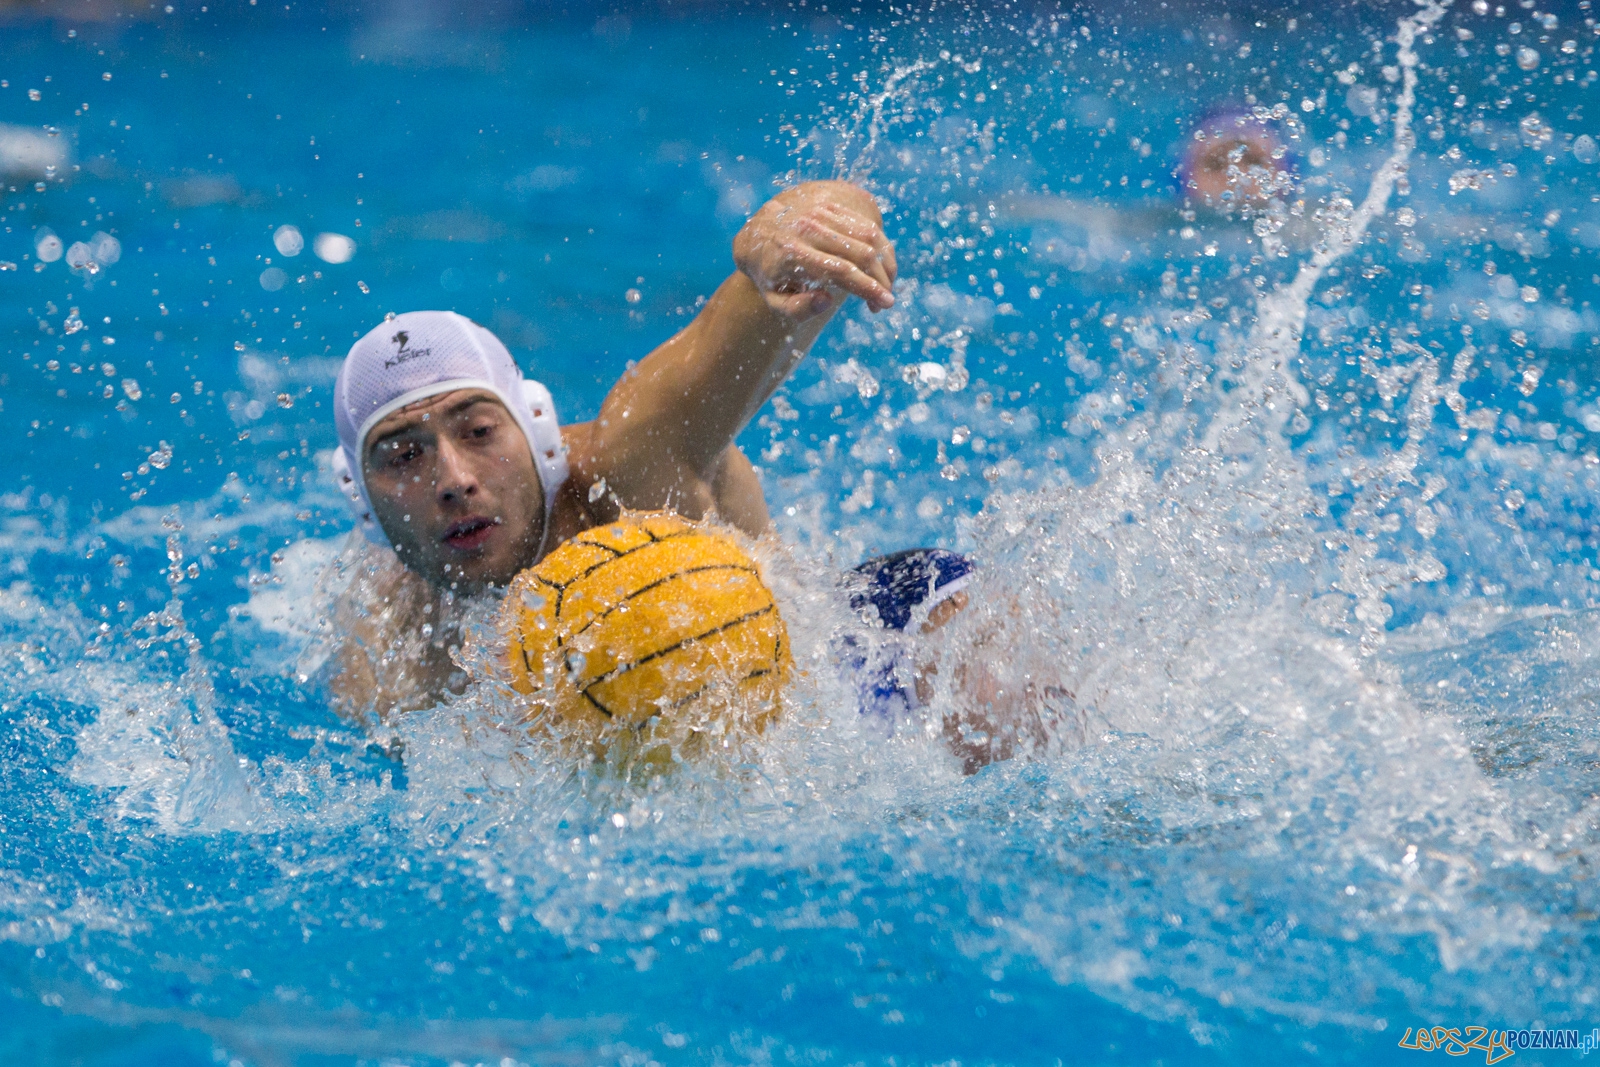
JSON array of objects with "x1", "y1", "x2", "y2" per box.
[{"x1": 332, "y1": 378, "x2": 569, "y2": 565}]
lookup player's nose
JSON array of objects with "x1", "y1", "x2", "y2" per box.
[{"x1": 434, "y1": 438, "x2": 480, "y2": 502}]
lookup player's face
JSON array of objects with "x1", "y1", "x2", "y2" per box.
[
  {"x1": 1186, "y1": 131, "x2": 1286, "y2": 208},
  {"x1": 362, "y1": 390, "x2": 544, "y2": 591}
]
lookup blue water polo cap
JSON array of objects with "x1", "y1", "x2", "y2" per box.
[{"x1": 847, "y1": 548, "x2": 974, "y2": 632}]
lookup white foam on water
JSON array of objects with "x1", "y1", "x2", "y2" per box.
[
  {"x1": 10, "y1": 0, "x2": 1600, "y2": 1051},
  {"x1": 1208, "y1": 0, "x2": 1448, "y2": 451}
]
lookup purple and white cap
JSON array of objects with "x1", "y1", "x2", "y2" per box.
[{"x1": 331, "y1": 310, "x2": 568, "y2": 552}]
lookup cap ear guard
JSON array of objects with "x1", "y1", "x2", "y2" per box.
[
  {"x1": 331, "y1": 446, "x2": 392, "y2": 548},
  {"x1": 521, "y1": 378, "x2": 569, "y2": 553}
]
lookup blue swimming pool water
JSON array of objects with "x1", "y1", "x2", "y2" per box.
[{"x1": 5, "y1": 1, "x2": 1600, "y2": 1063}]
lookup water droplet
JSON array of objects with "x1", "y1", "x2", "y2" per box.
[
  {"x1": 625, "y1": 287, "x2": 642, "y2": 304},
  {"x1": 1345, "y1": 84, "x2": 1379, "y2": 117},
  {"x1": 89, "y1": 231, "x2": 120, "y2": 265},
  {"x1": 121, "y1": 378, "x2": 141, "y2": 401},
  {"x1": 34, "y1": 230, "x2": 62, "y2": 263},
  {"x1": 276, "y1": 392, "x2": 294, "y2": 409},
  {"x1": 1413, "y1": 553, "x2": 1447, "y2": 582},
  {"x1": 259, "y1": 267, "x2": 287, "y2": 292},
  {"x1": 357, "y1": 280, "x2": 370, "y2": 294},
  {"x1": 27, "y1": 89, "x2": 40, "y2": 101},
  {"x1": 272, "y1": 224, "x2": 303, "y2": 257},
  {"x1": 1516, "y1": 47, "x2": 1540, "y2": 72},
  {"x1": 313, "y1": 232, "x2": 356, "y2": 264},
  {"x1": 234, "y1": 341, "x2": 246, "y2": 351},
  {"x1": 1518, "y1": 112, "x2": 1552, "y2": 149},
  {"x1": 1573, "y1": 134, "x2": 1597, "y2": 164}
]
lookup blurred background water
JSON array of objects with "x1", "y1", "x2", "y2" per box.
[{"x1": 4, "y1": 0, "x2": 1600, "y2": 1063}]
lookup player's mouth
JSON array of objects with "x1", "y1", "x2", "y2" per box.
[{"x1": 441, "y1": 515, "x2": 500, "y2": 552}]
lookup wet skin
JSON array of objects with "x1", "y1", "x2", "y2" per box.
[
  {"x1": 1184, "y1": 131, "x2": 1287, "y2": 208},
  {"x1": 362, "y1": 390, "x2": 545, "y2": 592},
  {"x1": 363, "y1": 181, "x2": 899, "y2": 591}
]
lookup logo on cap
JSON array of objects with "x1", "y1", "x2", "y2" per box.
[{"x1": 383, "y1": 329, "x2": 432, "y2": 369}]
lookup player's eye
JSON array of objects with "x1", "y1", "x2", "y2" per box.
[{"x1": 386, "y1": 441, "x2": 423, "y2": 467}]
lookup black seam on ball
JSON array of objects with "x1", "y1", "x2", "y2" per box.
[
  {"x1": 564, "y1": 529, "x2": 701, "y2": 586},
  {"x1": 569, "y1": 536, "x2": 624, "y2": 558},
  {"x1": 580, "y1": 687, "x2": 615, "y2": 718},
  {"x1": 565, "y1": 563, "x2": 762, "y2": 642},
  {"x1": 579, "y1": 604, "x2": 776, "y2": 691},
  {"x1": 525, "y1": 572, "x2": 565, "y2": 614}
]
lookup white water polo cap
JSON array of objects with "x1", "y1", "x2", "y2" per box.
[{"x1": 332, "y1": 310, "x2": 568, "y2": 552}]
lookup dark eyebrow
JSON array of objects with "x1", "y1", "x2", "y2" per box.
[
  {"x1": 365, "y1": 395, "x2": 502, "y2": 455},
  {"x1": 447, "y1": 395, "x2": 502, "y2": 418}
]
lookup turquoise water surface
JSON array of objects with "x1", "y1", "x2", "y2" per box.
[{"x1": 4, "y1": 2, "x2": 1600, "y2": 1064}]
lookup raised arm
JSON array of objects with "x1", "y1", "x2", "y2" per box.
[{"x1": 570, "y1": 180, "x2": 896, "y2": 526}]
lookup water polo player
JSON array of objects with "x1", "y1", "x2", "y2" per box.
[
  {"x1": 320, "y1": 179, "x2": 1045, "y2": 771},
  {"x1": 1003, "y1": 106, "x2": 1301, "y2": 253}
]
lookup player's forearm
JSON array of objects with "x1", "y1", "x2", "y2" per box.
[
  {"x1": 584, "y1": 180, "x2": 891, "y2": 507},
  {"x1": 594, "y1": 270, "x2": 830, "y2": 478}
]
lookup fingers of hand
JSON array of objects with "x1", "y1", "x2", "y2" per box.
[
  {"x1": 766, "y1": 288, "x2": 836, "y2": 319},
  {"x1": 741, "y1": 189, "x2": 898, "y2": 312},
  {"x1": 790, "y1": 247, "x2": 891, "y2": 309},
  {"x1": 812, "y1": 203, "x2": 884, "y2": 244},
  {"x1": 878, "y1": 238, "x2": 899, "y2": 285},
  {"x1": 797, "y1": 220, "x2": 894, "y2": 304},
  {"x1": 817, "y1": 203, "x2": 899, "y2": 295}
]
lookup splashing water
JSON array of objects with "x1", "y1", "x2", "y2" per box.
[{"x1": 4, "y1": 2, "x2": 1600, "y2": 1062}]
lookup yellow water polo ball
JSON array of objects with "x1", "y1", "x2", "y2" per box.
[{"x1": 503, "y1": 511, "x2": 791, "y2": 765}]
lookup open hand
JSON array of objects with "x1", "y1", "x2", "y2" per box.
[{"x1": 733, "y1": 180, "x2": 898, "y2": 321}]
